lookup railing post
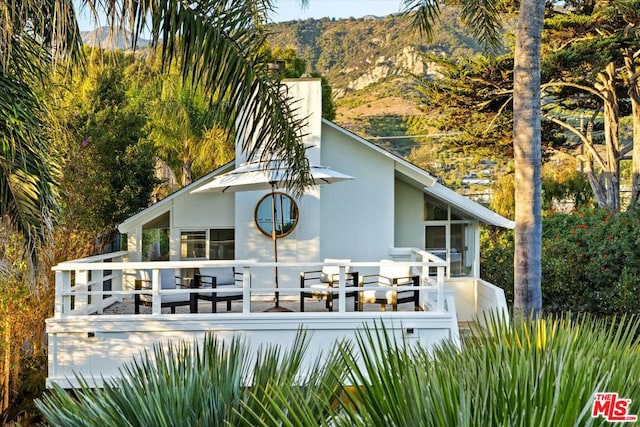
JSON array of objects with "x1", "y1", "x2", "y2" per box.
[
  {"x1": 75, "y1": 270, "x2": 89, "y2": 315},
  {"x1": 338, "y1": 265, "x2": 346, "y2": 313},
  {"x1": 93, "y1": 269, "x2": 104, "y2": 314},
  {"x1": 151, "y1": 269, "x2": 161, "y2": 315},
  {"x1": 437, "y1": 265, "x2": 445, "y2": 312},
  {"x1": 54, "y1": 271, "x2": 68, "y2": 318},
  {"x1": 242, "y1": 266, "x2": 251, "y2": 314}
]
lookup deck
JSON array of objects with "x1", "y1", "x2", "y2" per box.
[{"x1": 46, "y1": 249, "x2": 508, "y2": 388}]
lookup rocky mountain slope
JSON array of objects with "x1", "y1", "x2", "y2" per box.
[
  {"x1": 81, "y1": 27, "x2": 150, "y2": 50},
  {"x1": 267, "y1": 8, "x2": 481, "y2": 144}
]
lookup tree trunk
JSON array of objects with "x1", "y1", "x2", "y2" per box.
[
  {"x1": 624, "y1": 48, "x2": 640, "y2": 209},
  {"x1": 597, "y1": 63, "x2": 620, "y2": 210},
  {"x1": 182, "y1": 159, "x2": 193, "y2": 187},
  {"x1": 512, "y1": 0, "x2": 545, "y2": 317}
]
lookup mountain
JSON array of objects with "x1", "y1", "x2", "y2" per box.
[
  {"x1": 81, "y1": 26, "x2": 150, "y2": 50},
  {"x1": 267, "y1": 9, "x2": 480, "y2": 97},
  {"x1": 79, "y1": 12, "x2": 484, "y2": 158},
  {"x1": 266, "y1": 8, "x2": 483, "y2": 148}
]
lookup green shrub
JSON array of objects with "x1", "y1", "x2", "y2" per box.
[{"x1": 481, "y1": 207, "x2": 640, "y2": 316}]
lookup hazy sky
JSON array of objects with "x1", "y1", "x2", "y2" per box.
[
  {"x1": 75, "y1": 0, "x2": 402, "y2": 31},
  {"x1": 270, "y1": 0, "x2": 401, "y2": 22}
]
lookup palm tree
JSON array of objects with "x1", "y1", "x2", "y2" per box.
[
  {"x1": 0, "y1": 0, "x2": 81, "y2": 264},
  {"x1": 510, "y1": 0, "x2": 545, "y2": 316},
  {"x1": 1, "y1": 0, "x2": 314, "y2": 264},
  {"x1": 146, "y1": 74, "x2": 233, "y2": 186},
  {"x1": 402, "y1": 0, "x2": 543, "y2": 315}
]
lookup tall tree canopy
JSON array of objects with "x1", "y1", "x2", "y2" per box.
[{"x1": 0, "y1": 0, "x2": 315, "y2": 265}]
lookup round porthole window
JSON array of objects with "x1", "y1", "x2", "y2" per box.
[{"x1": 254, "y1": 192, "x2": 299, "y2": 238}]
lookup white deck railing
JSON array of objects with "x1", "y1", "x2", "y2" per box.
[{"x1": 51, "y1": 250, "x2": 448, "y2": 318}]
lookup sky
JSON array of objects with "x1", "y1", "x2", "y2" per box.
[
  {"x1": 75, "y1": 0, "x2": 402, "y2": 31},
  {"x1": 269, "y1": 0, "x2": 401, "y2": 22}
]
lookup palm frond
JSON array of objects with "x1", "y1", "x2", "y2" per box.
[
  {"x1": 459, "y1": 0, "x2": 503, "y2": 53},
  {"x1": 402, "y1": 0, "x2": 503, "y2": 52},
  {"x1": 81, "y1": 0, "x2": 312, "y2": 194},
  {"x1": 0, "y1": 73, "x2": 59, "y2": 266},
  {"x1": 401, "y1": 0, "x2": 442, "y2": 41}
]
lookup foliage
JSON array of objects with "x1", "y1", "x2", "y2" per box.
[
  {"x1": 541, "y1": 160, "x2": 593, "y2": 212},
  {"x1": 37, "y1": 317, "x2": 640, "y2": 426},
  {"x1": 482, "y1": 207, "x2": 640, "y2": 316},
  {"x1": 145, "y1": 71, "x2": 234, "y2": 186},
  {"x1": 52, "y1": 49, "x2": 157, "y2": 253},
  {"x1": 0, "y1": 73, "x2": 60, "y2": 265},
  {"x1": 489, "y1": 172, "x2": 515, "y2": 219},
  {"x1": 0, "y1": 231, "x2": 52, "y2": 424},
  {"x1": 36, "y1": 331, "x2": 347, "y2": 427},
  {"x1": 334, "y1": 315, "x2": 640, "y2": 426},
  {"x1": 488, "y1": 161, "x2": 593, "y2": 220},
  {"x1": 480, "y1": 226, "x2": 515, "y2": 303},
  {"x1": 541, "y1": 207, "x2": 640, "y2": 316}
]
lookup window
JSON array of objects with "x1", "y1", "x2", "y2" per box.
[
  {"x1": 424, "y1": 195, "x2": 448, "y2": 220},
  {"x1": 180, "y1": 229, "x2": 235, "y2": 260},
  {"x1": 181, "y1": 231, "x2": 206, "y2": 259},
  {"x1": 425, "y1": 225, "x2": 446, "y2": 250},
  {"x1": 254, "y1": 192, "x2": 299, "y2": 238},
  {"x1": 210, "y1": 229, "x2": 235, "y2": 260},
  {"x1": 142, "y1": 228, "x2": 170, "y2": 261}
]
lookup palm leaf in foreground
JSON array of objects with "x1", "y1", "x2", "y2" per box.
[
  {"x1": 36, "y1": 330, "x2": 347, "y2": 427},
  {"x1": 333, "y1": 315, "x2": 640, "y2": 427},
  {"x1": 80, "y1": 0, "x2": 313, "y2": 194}
]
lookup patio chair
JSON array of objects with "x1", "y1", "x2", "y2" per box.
[
  {"x1": 357, "y1": 260, "x2": 420, "y2": 311},
  {"x1": 300, "y1": 259, "x2": 358, "y2": 312},
  {"x1": 192, "y1": 267, "x2": 244, "y2": 313},
  {"x1": 134, "y1": 269, "x2": 193, "y2": 314}
]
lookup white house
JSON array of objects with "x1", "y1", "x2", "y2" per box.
[{"x1": 46, "y1": 78, "x2": 513, "y2": 388}]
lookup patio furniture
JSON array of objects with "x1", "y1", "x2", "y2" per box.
[
  {"x1": 192, "y1": 267, "x2": 244, "y2": 313},
  {"x1": 357, "y1": 260, "x2": 420, "y2": 311},
  {"x1": 134, "y1": 269, "x2": 193, "y2": 314},
  {"x1": 300, "y1": 259, "x2": 358, "y2": 312}
]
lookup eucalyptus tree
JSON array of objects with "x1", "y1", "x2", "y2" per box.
[{"x1": 402, "y1": 0, "x2": 545, "y2": 315}]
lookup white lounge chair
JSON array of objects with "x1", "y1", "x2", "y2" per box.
[{"x1": 358, "y1": 260, "x2": 420, "y2": 311}]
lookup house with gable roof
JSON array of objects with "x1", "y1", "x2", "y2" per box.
[{"x1": 46, "y1": 78, "x2": 512, "y2": 388}]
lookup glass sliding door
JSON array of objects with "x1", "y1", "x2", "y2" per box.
[{"x1": 423, "y1": 194, "x2": 475, "y2": 277}]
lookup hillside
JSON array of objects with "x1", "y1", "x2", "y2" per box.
[
  {"x1": 266, "y1": 8, "x2": 481, "y2": 151},
  {"x1": 81, "y1": 27, "x2": 150, "y2": 50}
]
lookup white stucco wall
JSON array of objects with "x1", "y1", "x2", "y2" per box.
[
  {"x1": 173, "y1": 192, "x2": 235, "y2": 229},
  {"x1": 394, "y1": 180, "x2": 424, "y2": 248},
  {"x1": 320, "y1": 125, "x2": 395, "y2": 262},
  {"x1": 234, "y1": 79, "x2": 324, "y2": 289}
]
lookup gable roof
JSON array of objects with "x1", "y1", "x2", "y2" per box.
[
  {"x1": 119, "y1": 120, "x2": 514, "y2": 233},
  {"x1": 322, "y1": 119, "x2": 515, "y2": 229},
  {"x1": 118, "y1": 162, "x2": 235, "y2": 233}
]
